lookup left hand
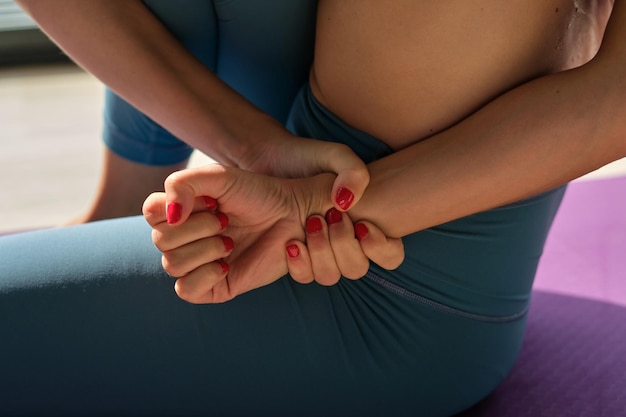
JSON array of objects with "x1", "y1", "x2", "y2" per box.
[{"x1": 143, "y1": 163, "x2": 335, "y2": 303}]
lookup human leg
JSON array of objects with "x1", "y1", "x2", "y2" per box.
[
  {"x1": 0, "y1": 217, "x2": 518, "y2": 417},
  {"x1": 0, "y1": 217, "x2": 544, "y2": 417},
  {"x1": 0, "y1": 218, "x2": 319, "y2": 416}
]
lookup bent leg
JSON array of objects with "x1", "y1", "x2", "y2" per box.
[
  {"x1": 0, "y1": 216, "x2": 528, "y2": 417},
  {"x1": 0, "y1": 218, "x2": 315, "y2": 416}
]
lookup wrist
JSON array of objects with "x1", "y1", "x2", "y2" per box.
[
  {"x1": 288, "y1": 172, "x2": 336, "y2": 224},
  {"x1": 232, "y1": 115, "x2": 296, "y2": 175}
]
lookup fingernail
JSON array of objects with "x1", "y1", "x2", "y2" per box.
[
  {"x1": 355, "y1": 223, "x2": 369, "y2": 240},
  {"x1": 306, "y1": 216, "x2": 323, "y2": 234},
  {"x1": 216, "y1": 212, "x2": 229, "y2": 230},
  {"x1": 204, "y1": 196, "x2": 218, "y2": 210},
  {"x1": 286, "y1": 244, "x2": 300, "y2": 258},
  {"x1": 336, "y1": 187, "x2": 354, "y2": 211},
  {"x1": 221, "y1": 236, "x2": 234, "y2": 252},
  {"x1": 166, "y1": 202, "x2": 182, "y2": 224},
  {"x1": 325, "y1": 207, "x2": 343, "y2": 225},
  {"x1": 217, "y1": 260, "x2": 229, "y2": 274}
]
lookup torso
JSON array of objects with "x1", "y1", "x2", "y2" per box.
[{"x1": 310, "y1": 0, "x2": 613, "y2": 149}]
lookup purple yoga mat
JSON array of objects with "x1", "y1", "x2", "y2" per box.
[
  {"x1": 535, "y1": 176, "x2": 626, "y2": 306},
  {"x1": 458, "y1": 176, "x2": 626, "y2": 416},
  {"x1": 458, "y1": 291, "x2": 626, "y2": 417}
]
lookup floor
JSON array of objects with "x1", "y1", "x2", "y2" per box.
[
  {"x1": 0, "y1": 62, "x2": 211, "y2": 232},
  {"x1": 1, "y1": 62, "x2": 625, "y2": 233}
]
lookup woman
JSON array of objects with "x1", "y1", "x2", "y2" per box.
[{"x1": 2, "y1": 1, "x2": 625, "y2": 416}]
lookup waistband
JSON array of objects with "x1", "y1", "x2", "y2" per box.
[{"x1": 287, "y1": 84, "x2": 394, "y2": 164}]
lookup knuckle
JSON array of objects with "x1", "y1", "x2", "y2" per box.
[
  {"x1": 174, "y1": 284, "x2": 202, "y2": 304},
  {"x1": 164, "y1": 170, "x2": 185, "y2": 188},
  {"x1": 151, "y1": 228, "x2": 169, "y2": 251},
  {"x1": 161, "y1": 252, "x2": 186, "y2": 277},
  {"x1": 316, "y1": 271, "x2": 341, "y2": 286},
  {"x1": 327, "y1": 142, "x2": 349, "y2": 156},
  {"x1": 141, "y1": 194, "x2": 160, "y2": 221},
  {"x1": 353, "y1": 163, "x2": 370, "y2": 183},
  {"x1": 379, "y1": 251, "x2": 405, "y2": 270},
  {"x1": 290, "y1": 271, "x2": 313, "y2": 284},
  {"x1": 342, "y1": 262, "x2": 370, "y2": 280}
]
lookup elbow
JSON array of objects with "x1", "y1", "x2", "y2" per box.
[
  {"x1": 14, "y1": 1, "x2": 59, "y2": 19},
  {"x1": 13, "y1": 1, "x2": 43, "y2": 19},
  {"x1": 14, "y1": 1, "x2": 33, "y2": 12}
]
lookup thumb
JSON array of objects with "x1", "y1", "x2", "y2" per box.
[
  {"x1": 163, "y1": 164, "x2": 231, "y2": 225},
  {"x1": 331, "y1": 162, "x2": 369, "y2": 212},
  {"x1": 315, "y1": 142, "x2": 370, "y2": 212}
]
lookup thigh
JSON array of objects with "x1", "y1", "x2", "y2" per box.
[
  {"x1": 0, "y1": 218, "x2": 312, "y2": 415},
  {"x1": 0, "y1": 217, "x2": 516, "y2": 417}
]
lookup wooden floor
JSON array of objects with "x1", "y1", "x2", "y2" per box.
[{"x1": 0, "y1": 62, "x2": 625, "y2": 233}]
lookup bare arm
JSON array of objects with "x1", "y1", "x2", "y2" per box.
[
  {"x1": 349, "y1": 2, "x2": 626, "y2": 237},
  {"x1": 17, "y1": 0, "x2": 271, "y2": 166},
  {"x1": 16, "y1": 0, "x2": 369, "y2": 210}
]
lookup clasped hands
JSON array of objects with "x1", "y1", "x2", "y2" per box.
[{"x1": 143, "y1": 156, "x2": 403, "y2": 304}]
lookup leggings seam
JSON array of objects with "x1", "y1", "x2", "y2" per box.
[{"x1": 364, "y1": 271, "x2": 528, "y2": 324}]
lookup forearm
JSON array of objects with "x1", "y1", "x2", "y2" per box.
[
  {"x1": 350, "y1": 59, "x2": 626, "y2": 238},
  {"x1": 16, "y1": 0, "x2": 290, "y2": 166}
]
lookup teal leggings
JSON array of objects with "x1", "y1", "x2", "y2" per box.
[{"x1": 0, "y1": 80, "x2": 565, "y2": 416}]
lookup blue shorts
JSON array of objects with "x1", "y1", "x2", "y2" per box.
[
  {"x1": 0, "y1": 79, "x2": 566, "y2": 416},
  {"x1": 103, "y1": 0, "x2": 317, "y2": 165}
]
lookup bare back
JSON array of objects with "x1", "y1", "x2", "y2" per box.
[{"x1": 311, "y1": 0, "x2": 613, "y2": 149}]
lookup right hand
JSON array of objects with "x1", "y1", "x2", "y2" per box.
[
  {"x1": 285, "y1": 209, "x2": 405, "y2": 286},
  {"x1": 244, "y1": 134, "x2": 370, "y2": 213},
  {"x1": 143, "y1": 163, "x2": 336, "y2": 304}
]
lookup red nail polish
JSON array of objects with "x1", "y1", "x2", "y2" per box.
[
  {"x1": 306, "y1": 217, "x2": 323, "y2": 234},
  {"x1": 204, "y1": 196, "x2": 218, "y2": 210},
  {"x1": 217, "y1": 260, "x2": 229, "y2": 274},
  {"x1": 325, "y1": 207, "x2": 343, "y2": 225},
  {"x1": 216, "y1": 212, "x2": 229, "y2": 230},
  {"x1": 336, "y1": 187, "x2": 354, "y2": 211},
  {"x1": 286, "y1": 244, "x2": 300, "y2": 258},
  {"x1": 355, "y1": 223, "x2": 369, "y2": 240},
  {"x1": 221, "y1": 236, "x2": 234, "y2": 252},
  {"x1": 166, "y1": 202, "x2": 182, "y2": 225}
]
